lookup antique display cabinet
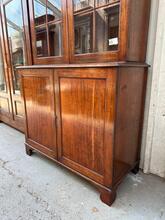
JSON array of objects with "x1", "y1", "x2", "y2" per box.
[{"x1": 1, "y1": 0, "x2": 151, "y2": 206}]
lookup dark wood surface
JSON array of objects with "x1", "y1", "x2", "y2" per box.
[
  {"x1": 17, "y1": 62, "x2": 149, "y2": 69},
  {"x1": 114, "y1": 67, "x2": 148, "y2": 184},
  {"x1": 126, "y1": 0, "x2": 151, "y2": 62},
  {"x1": 21, "y1": 69, "x2": 57, "y2": 158},
  {"x1": 18, "y1": 65, "x2": 148, "y2": 206},
  {"x1": 55, "y1": 68, "x2": 116, "y2": 187}
]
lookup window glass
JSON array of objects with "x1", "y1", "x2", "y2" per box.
[
  {"x1": 0, "y1": 43, "x2": 6, "y2": 92},
  {"x1": 95, "y1": 5, "x2": 119, "y2": 52},
  {"x1": 5, "y1": 0, "x2": 26, "y2": 94},
  {"x1": 47, "y1": 0, "x2": 62, "y2": 21},
  {"x1": 33, "y1": 0, "x2": 63, "y2": 57},
  {"x1": 73, "y1": 0, "x2": 94, "y2": 11},
  {"x1": 73, "y1": 0, "x2": 120, "y2": 55},
  {"x1": 36, "y1": 26, "x2": 48, "y2": 57},
  {"x1": 34, "y1": 0, "x2": 46, "y2": 26},
  {"x1": 74, "y1": 14, "x2": 93, "y2": 54},
  {"x1": 96, "y1": 0, "x2": 118, "y2": 7},
  {"x1": 49, "y1": 23, "x2": 63, "y2": 56}
]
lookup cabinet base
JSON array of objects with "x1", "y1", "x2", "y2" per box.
[
  {"x1": 99, "y1": 187, "x2": 117, "y2": 206},
  {"x1": 25, "y1": 145, "x2": 33, "y2": 156},
  {"x1": 25, "y1": 143, "x2": 117, "y2": 206},
  {"x1": 131, "y1": 163, "x2": 140, "y2": 175}
]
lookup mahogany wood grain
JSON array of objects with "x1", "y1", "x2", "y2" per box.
[
  {"x1": 21, "y1": 69, "x2": 57, "y2": 158},
  {"x1": 18, "y1": 65, "x2": 148, "y2": 206},
  {"x1": 126, "y1": 0, "x2": 151, "y2": 62},
  {"x1": 114, "y1": 67, "x2": 148, "y2": 184},
  {"x1": 54, "y1": 68, "x2": 116, "y2": 186}
]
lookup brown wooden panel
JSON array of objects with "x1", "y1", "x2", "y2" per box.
[
  {"x1": 14, "y1": 101, "x2": 24, "y2": 117},
  {"x1": 114, "y1": 67, "x2": 147, "y2": 183},
  {"x1": 55, "y1": 68, "x2": 117, "y2": 186},
  {"x1": 22, "y1": 70, "x2": 57, "y2": 157},
  {"x1": 126, "y1": 0, "x2": 151, "y2": 62},
  {"x1": 0, "y1": 96, "x2": 10, "y2": 113},
  {"x1": 60, "y1": 77, "x2": 106, "y2": 174}
]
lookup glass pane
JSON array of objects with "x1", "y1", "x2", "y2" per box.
[
  {"x1": 96, "y1": 5, "x2": 119, "y2": 52},
  {"x1": 36, "y1": 26, "x2": 48, "y2": 57},
  {"x1": 34, "y1": 0, "x2": 46, "y2": 26},
  {"x1": 74, "y1": 14, "x2": 93, "y2": 54},
  {"x1": 96, "y1": 0, "x2": 118, "y2": 7},
  {"x1": 5, "y1": 0, "x2": 26, "y2": 94},
  {"x1": 73, "y1": 0, "x2": 94, "y2": 11},
  {"x1": 49, "y1": 23, "x2": 63, "y2": 56},
  {"x1": 47, "y1": 0, "x2": 62, "y2": 21},
  {"x1": 0, "y1": 43, "x2": 6, "y2": 92}
]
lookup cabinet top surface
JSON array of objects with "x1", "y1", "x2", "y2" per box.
[{"x1": 17, "y1": 62, "x2": 149, "y2": 70}]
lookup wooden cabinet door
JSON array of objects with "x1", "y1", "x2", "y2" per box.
[
  {"x1": 21, "y1": 69, "x2": 57, "y2": 158},
  {"x1": 55, "y1": 68, "x2": 116, "y2": 187}
]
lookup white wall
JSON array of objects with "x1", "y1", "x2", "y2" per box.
[{"x1": 141, "y1": 0, "x2": 165, "y2": 178}]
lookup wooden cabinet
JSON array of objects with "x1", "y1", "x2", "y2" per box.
[
  {"x1": 1, "y1": 0, "x2": 151, "y2": 206},
  {"x1": 18, "y1": 64, "x2": 148, "y2": 206}
]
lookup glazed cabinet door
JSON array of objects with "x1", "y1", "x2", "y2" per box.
[
  {"x1": 21, "y1": 69, "x2": 57, "y2": 158},
  {"x1": 1, "y1": 0, "x2": 32, "y2": 131},
  {"x1": 68, "y1": 0, "x2": 127, "y2": 63},
  {"x1": 0, "y1": 18, "x2": 12, "y2": 120},
  {"x1": 55, "y1": 68, "x2": 116, "y2": 187},
  {"x1": 28, "y1": 0, "x2": 69, "y2": 64}
]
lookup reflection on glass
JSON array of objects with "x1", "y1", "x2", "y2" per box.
[
  {"x1": 36, "y1": 26, "x2": 48, "y2": 57},
  {"x1": 96, "y1": 5, "x2": 119, "y2": 52},
  {"x1": 74, "y1": 14, "x2": 92, "y2": 54},
  {"x1": 0, "y1": 43, "x2": 6, "y2": 92},
  {"x1": 34, "y1": 0, "x2": 46, "y2": 26},
  {"x1": 49, "y1": 24, "x2": 63, "y2": 56},
  {"x1": 5, "y1": 0, "x2": 26, "y2": 94},
  {"x1": 74, "y1": 0, "x2": 94, "y2": 11},
  {"x1": 47, "y1": 0, "x2": 62, "y2": 21},
  {"x1": 96, "y1": 0, "x2": 117, "y2": 6}
]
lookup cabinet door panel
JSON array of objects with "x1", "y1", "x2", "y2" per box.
[
  {"x1": 22, "y1": 70, "x2": 57, "y2": 158},
  {"x1": 56, "y1": 68, "x2": 116, "y2": 186},
  {"x1": 61, "y1": 78, "x2": 105, "y2": 175}
]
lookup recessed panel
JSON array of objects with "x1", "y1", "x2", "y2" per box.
[
  {"x1": 15, "y1": 101, "x2": 24, "y2": 117},
  {"x1": 60, "y1": 77, "x2": 106, "y2": 175},
  {"x1": 0, "y1": 97, "x2": 10, "y2": 113},
  {"x1": 23, "y1": 72, "x2": 56, "y2": 153}
]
